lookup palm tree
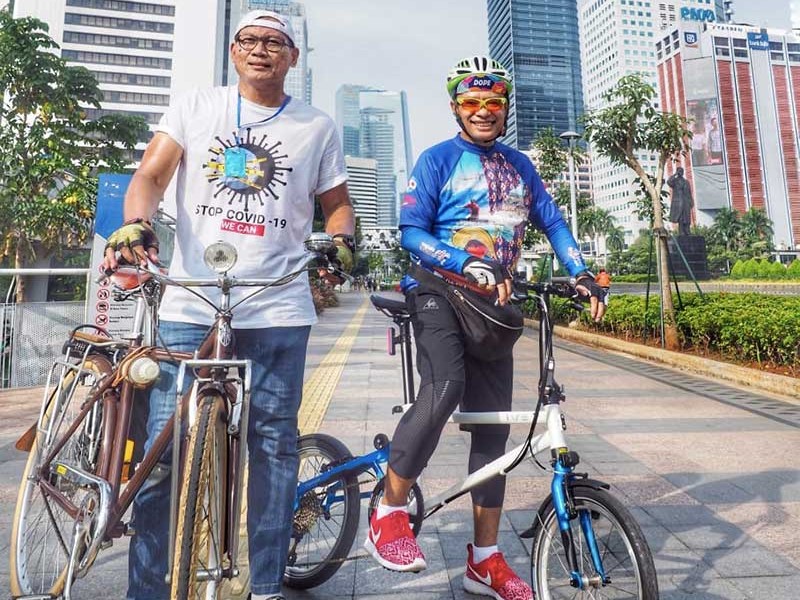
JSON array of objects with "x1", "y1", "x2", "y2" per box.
[
  {"x1": 740, "y1": 208, "x2": 774, "y2": 258},
  {"x1": 579, "y1": 206, "x2": 616, "y2": 262}
]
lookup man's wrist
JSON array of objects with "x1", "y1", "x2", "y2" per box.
[
  {"x1": 332, "y1": 233, "x2": 356, "y2": 254},
  {"x1": 123, "y1": 217, "x2": 152, "y2": 227}
]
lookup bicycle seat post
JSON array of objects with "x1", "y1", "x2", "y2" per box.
[{"x1": 396, "y1": 315, "x2": 415, "y2": 406}]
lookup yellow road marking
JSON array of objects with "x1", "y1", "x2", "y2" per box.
[
  {"x1": 298, "y1": 298, "x2": 369, "y2": 434},
  {"x1": 221, "y1": 296, "x2": 370, "y2": 599}
]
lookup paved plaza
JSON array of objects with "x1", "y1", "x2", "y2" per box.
[{"x1": 1, "y1": 290, "x2": 799, "y2": 599}]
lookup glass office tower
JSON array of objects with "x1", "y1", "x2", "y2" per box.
[{"x1": 487, "y1": 0, "x2": 584, "y2": 150}]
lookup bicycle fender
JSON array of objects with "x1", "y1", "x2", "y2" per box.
[{"x1": 518, "y1": 478, "x2": 611, "y2": 538}]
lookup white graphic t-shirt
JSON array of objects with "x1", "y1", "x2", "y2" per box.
[{"x1": 155, "y1": 86, "x2": 347, "y2": 328}]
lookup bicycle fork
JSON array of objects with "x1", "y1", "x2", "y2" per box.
[{"x1": 551, "y1": 452, "x2": 609, "y2": 590}]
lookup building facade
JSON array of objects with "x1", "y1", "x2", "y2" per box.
[
  {"x1": 335, "y1": 86, "x2": 413, "y2": 228},
  {"x1": 487, "y1": 0, "x2": 584, "y2": 150},
  {"x1": 657, "y1": 22, "x2": 800, "y2": 249},
  {"x1": 578, "y1": 0, "x2": 727, "y2": 243},
  {"x1": 234, "y1": 0, "x2": 310, "y2": 104},
  {"x1": 14, "y1": 0, "x2": 228, "y2": 160},
  {"x1": 345, "y1": 156, "x2": 378, "y2": 226}
]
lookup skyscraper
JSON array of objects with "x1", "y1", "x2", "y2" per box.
[
  {"x1": 335, "y1": 86, "x2": 413, "y2": 228},
  {"x1": 230, "y1": 0, "x2": 311, "y2": 104},
  {"x1": 578, "y1": 0, "x2": 727, "y2": 242},
  {"x1": 487, "y1": 0, "x2": 584, "y2": 150},
  {"x1": 360, "y1": 107, "x2": 396, "y2": 227},
  {"x1": 345, "y1": 156, "x2": 378, "y2": 226},
  {"x1": 13, "y1": 0, "x2": 228, "y2": 160}
]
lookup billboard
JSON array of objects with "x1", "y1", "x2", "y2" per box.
[
  {"x1": 686, "y1": 97, "x2": 728, "y2": 210},
  {"x1": 687, "y1": 98, "x2": 723, "y2": 167}
]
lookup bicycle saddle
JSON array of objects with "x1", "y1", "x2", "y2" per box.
[{"x1": 370, "y1": 292, "x2": 408, "y2": 318}]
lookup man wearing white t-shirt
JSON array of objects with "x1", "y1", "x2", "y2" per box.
[{"x1": 102, "y1": 10, "x2": 354, "y2": 600}]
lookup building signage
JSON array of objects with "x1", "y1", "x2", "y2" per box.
[
  {"x1": 684, "y1": 31, "x2": 699, "y2": 47},
  {"x1": 680, "y1": 7, "x2": 716, "y2": 23},
  {"x1": 747, "y1": 32, "x2": 769, "y2": 51}
]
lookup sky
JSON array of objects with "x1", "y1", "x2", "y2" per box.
[{"x1": 301, "y1": 0, "x2": 792, "y2": 163}]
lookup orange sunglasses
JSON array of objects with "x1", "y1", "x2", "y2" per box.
[{"x1": 455, "y1": 97, "x2": 508, "y2": 113}]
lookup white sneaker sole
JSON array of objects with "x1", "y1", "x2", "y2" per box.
[
  {"x1": 363, "y1": 537, "x2": 427, "y2": 572},
  {"x1": 463, "y1": 575, "x2": 502, "y2": 599}
]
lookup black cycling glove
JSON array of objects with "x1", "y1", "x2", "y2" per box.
[
  {"x1": 462, "y1": 257, "x2": 511, "y2": 287},
  {"x1": 573, "y1": 271, "x2": 604, "y2": 299}
]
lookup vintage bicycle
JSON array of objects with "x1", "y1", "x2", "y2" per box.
[
  {"x1": 286, "y1": 278, "x2": 659, "y2": 599},
  {"x1": 9, "y1": 234, "x2": 339, "y2": 600}
]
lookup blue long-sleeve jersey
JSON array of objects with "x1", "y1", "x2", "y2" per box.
[{"x1": 399, "y1": 135, "x2": 586, "y2": 289}]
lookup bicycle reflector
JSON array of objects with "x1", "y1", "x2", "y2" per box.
[{"x1": 204, "y1": 241, "x2": 238, "y2": 273}]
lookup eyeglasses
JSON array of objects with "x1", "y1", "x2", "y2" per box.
[
  {"x1": 455, "y1": 96, "x2": 508, "y2": 113},
  {"x1": 236, "y1": 36, "x2": 292, "y2": 53}
]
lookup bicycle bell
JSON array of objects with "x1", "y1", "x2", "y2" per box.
[
  {"x1": 304, "y1": 232, "x2": 335, "y2": 255},
  {"x1": 204, "y1": 241, "x2": 238, "y2": 273}
]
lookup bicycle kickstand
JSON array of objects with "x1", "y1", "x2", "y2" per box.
[{"x1": 62, "y1": 518, "x2": 91, "y2": 600}]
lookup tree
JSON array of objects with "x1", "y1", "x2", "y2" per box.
[
  {"x1": 578, "y1": 205, "x2": 615, "y2": 261},
  {"x1": 0, "y1": 10, "x2": 147, "y2": 301},
  {"x1": 582, "y1": 74, "x2": 691, "y2": 349}
]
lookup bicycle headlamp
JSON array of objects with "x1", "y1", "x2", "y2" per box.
[{"x1": 204, "y1": 241, "x2": 238, "y2": 273}]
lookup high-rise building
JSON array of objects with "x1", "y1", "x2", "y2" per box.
[
  {"x1": 335, "y1": 86, "x2": 413, "y2": 228},
  {"x1": 657, "y1": 21, "x2": 800, "y2": 249},
  {"x1": 345, "y1": 156, "x2": 378, "y2": 226},
  {"x1": 360, "y1": 107, "x2": 396, "y2": 228},
  {"x1": 229, "y1": 0, "x2": 311, "y2": 104},
  {"x1": 487, "y1": 0, "x2": 584, "y2": 150},
  {"x1": 14, "y1": 0, "x2": 229, "y2": 160},
  {"x1": 336, "y1": 84, "x2": 367, "y2": 156},
  {"x1": 578, "y1": 0, "x2": 727, "y2": 243}
]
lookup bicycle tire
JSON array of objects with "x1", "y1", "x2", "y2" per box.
[
  {"x1": 529, "y1": 486, "x2": 659, "y2": 600},
  {"x1": 171, "y1": 394, "x2": 227, "y2": 600},
  {"x1": 367, "y1": 478, "x2": 425, "y2": 537},
  {"x1": 10, "y1": 355, "x2": 111, "y2": 598},
  {"x1": 284, "y1": 433, "x2": 360, "y2": 590}
]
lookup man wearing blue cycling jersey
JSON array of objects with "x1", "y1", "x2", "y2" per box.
[{"x1": 364, "y1": 56, "x2": 602, "y2": 600}]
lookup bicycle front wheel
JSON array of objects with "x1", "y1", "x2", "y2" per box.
[
  {"x1": 284, "y1": 433, "x2": 360, "y2": 590},
  {"x1": 171, "y1": 394, "x2": 227, "y2": 600},
  {"x1": 10, "y1": 355, "x2": 111, "y2": 598},
  {"x1": 530, "y1": 486, "x2": 658, "y2": 599}
]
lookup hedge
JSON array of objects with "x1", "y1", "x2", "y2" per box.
[{"x1": 534, "y1": 293, "x2": 800, "y2": 370}]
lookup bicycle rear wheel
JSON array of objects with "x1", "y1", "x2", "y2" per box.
[
  {"x1": 10, "y1": 355, "x2": 111, "y2": 598},
  {"x1": 284, "y1": 433, "x2": 360, "y2": 590},
  {"x1": 529, "y1": 486, "x2": 658, "y2": 599},
  {"x1": 171, "y1": 394, "x2": 227, "y2": 600}
]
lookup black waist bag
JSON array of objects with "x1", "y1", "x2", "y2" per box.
[{"x1": 411, "y1": 264, "x2": 524, "y2": 360}]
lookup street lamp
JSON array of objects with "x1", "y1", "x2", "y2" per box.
[{"x1": 559, "y1": 130, "x2": 581, "y2": 241}]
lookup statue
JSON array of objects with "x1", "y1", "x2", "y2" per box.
[{"x1": 667, "y1": 167, "x2": 693, "y2": 236}]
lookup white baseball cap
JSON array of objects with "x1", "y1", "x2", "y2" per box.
[{"x1": 234, "y1": 10, "x2": 295, "y2": 46}]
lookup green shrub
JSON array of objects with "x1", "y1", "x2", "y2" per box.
[
  {"x1": 583, "y1": 292, "x2": 800, "y2": 369},
  {"x1": 730, "y1": 260, "x2": 745, "y2": 279},
  {"x1": 740, "y1": 258, "x2": 759, "y2": 279},
  {"x1": 787, "y1": 259, "x2": 800, "y2": 280}
]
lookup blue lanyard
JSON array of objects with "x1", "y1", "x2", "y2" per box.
[{"x1": 235, "y1": 93, "x2": 291, "y2": 142}]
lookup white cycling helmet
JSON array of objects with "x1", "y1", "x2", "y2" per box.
[{"x1": 446, "y1": 55, "x2": 512, "y2": 98}]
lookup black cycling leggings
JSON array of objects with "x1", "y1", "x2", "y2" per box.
[{"x1": 389, "y1": 287, "x2": 513, "y2": 508}]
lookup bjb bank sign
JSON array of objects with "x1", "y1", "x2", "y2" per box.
[{"x1": 680, "y1": 7, "x2": 716, "y2": 23}]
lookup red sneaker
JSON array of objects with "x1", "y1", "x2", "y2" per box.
[
  {"x1": 363, "y1": 509, "x2": 427, "y2": 572},
  {"x1": 463, "y1": 543, "x2": 534, "y2": 600}
]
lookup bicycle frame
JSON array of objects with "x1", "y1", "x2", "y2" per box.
[
  {"x1": 22, "y1": 246, "x2": 330, "y2": 599},
  {"x1": 372, "y1": 282, "x2": 611, "y2": 589}
]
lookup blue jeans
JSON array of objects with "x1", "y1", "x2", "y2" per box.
[{"x1": 127, "y1": 320, "x2": 311, "y2": 599}]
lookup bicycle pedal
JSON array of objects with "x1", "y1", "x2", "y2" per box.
[{"x1": 100, "y1": 539, "x2": 113, "y2": 550}]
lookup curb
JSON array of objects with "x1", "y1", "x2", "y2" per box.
[{"x1": 525, "y1": 319, "x2": 800, "y2": 406}]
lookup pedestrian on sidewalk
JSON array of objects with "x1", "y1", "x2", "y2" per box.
[
  {"x1": 363, "y1": 55, "x2": 604, "y2": 600},
  {"x1": 594, "y1": 268, "x2": 611, "y2": 321},
  {"x1": 101, "y1": 10, "x2": 354, "y2": 600}
]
